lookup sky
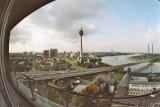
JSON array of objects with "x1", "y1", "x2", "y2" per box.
[{"x1": 9, "y1": 0, "x2": 160, "y2": 53}]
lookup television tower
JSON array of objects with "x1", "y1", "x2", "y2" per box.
[{"x1": 79, "y1": 27, "x2": 84, "y2": 63}]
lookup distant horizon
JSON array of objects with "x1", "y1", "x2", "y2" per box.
[{"x1": 9, "y1": 51, "x2": 150, "y2": 54}]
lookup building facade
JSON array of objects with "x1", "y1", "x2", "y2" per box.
[
  {"x1": 50, "y1": 49, "x2": 58, "y2": 58},
  {"x1": 128, "y1": 81, "x2": 160, "y2": 96},
  {"x1": 43, "y1": 50, "x2": 49, "y2": 59}
]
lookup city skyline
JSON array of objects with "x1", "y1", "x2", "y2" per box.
[{"x1": 9, "y1": 0, "x2": 160, "y2": 53}]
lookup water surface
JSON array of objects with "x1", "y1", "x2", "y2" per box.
[{"x1": 102, "y1": 54, "x2": 160, "y2": 73}]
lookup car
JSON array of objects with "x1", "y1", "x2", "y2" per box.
[
  {"x1": 150, "y1": 94, "x2": 156, "y2": 98},
  {"x1": 74, "y1": 80, "x2": 81, "y2": 84},
  {"x1": 72, "y1": 80, "x2": 81, "y2": 86}
]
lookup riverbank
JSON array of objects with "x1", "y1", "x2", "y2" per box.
[
  {"x1": 131, "y1": 54, "x2": 160, "y2": 62},
  {"x1": 65, "y1": 57, "x2": 111, "y2": 72},
  {"x1": 88, "y1": 52, "x2": 132, "y2": 57}
]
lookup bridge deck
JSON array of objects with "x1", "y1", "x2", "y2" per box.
[
  {"x1": 24, "y1": 57, "x2": 159, "y2": 80},
  {"x1": 22, "y1": 61, "x2": 148, "y2": 81}
]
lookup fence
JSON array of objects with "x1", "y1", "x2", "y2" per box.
[{"x1": 11, "y1": 71, "x2": 160, "y2": 107}]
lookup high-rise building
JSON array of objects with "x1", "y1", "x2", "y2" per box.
[
  {"x1": 50, "y1": 49, "x2": 58, "y2": 58},
  {"x1": 23, "y1": 52, "x2": 28, "y2": 57},
  {"x1": 30, "y1": 52, "x2": 34, "y2": 56},
  {"x1": 43, "y1": 50, "x2": 49, "y2": 58}
]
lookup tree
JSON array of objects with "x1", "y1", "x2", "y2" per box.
[{"x1": 79, "y1": 83, "x2": 98, "y2": 107}]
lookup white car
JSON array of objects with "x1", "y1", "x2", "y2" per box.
[
  {"x1": 150, "y1": 94, "x2": 156, "y2": 98},
  {"x1": 74, "y1": 80, "x2": 81, "y2": 84}
]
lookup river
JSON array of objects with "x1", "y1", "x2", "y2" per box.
[{"x1": 102, "y1": 54, "x2": 160, "y2": 73}]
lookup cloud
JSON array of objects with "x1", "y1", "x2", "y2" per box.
[
  {"x1": 28, "y1": 0, "x2": 104, "y2": 39},
  {"x1": 10, "y1": 26, "x2": 31, "y2": 44},
  {"x1": 136, "y1": 23, "x2": 160, "y2": 44},
  {"x1": 10, "y1": 0, "x2": 105, "y2": 52},
  {"x1": 9, "y1": 0, "x2": 160, "y2": 53},
  {"x1": 82, "y1": 20, "x2": 160, "y2": 53}
]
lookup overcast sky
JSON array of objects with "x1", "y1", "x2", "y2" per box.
[{"x1": 9, "y1": 0, "x2": 160, "y2": 53}]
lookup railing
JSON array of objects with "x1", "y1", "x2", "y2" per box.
[{"x1": 11, "y1": 71, "x2": 160, "y2": 107}]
